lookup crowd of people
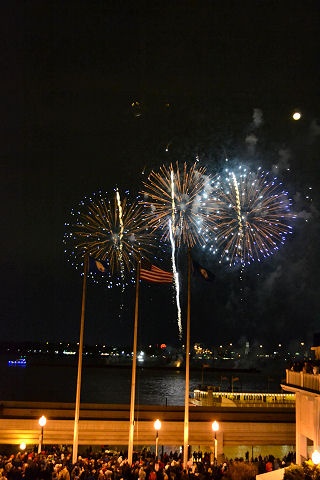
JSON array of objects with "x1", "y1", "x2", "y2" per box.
[
  {"x1": 0, "y1": 447, "x2": 296, "y2": 480},
  {"x1": 289, "y1": 360, "x2": 320, "y2": 374}
]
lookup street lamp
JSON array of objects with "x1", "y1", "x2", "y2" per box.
[
  {"x1": 212, "y1": 421, "x2": 219, "y2": 463},
  {"x1": 312, "y1": 450, "x2": 320, "y2": 465},
  {"x1": 38, "y1": 415, "x2": 47, "y2": 453},
  {"x1": 154, "y1": 419, "x2": 161, "y2": 460}
]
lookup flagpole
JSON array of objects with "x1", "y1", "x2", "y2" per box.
[
  {"x1": 128, "y1": 253, "x2": 141, "y2": 465},
  {"x1": 183, "y1": 248, "x2": 191, "y2": 469},
  {"x1": 72, "y1": 254, "x2": 89, "y2": 464}
]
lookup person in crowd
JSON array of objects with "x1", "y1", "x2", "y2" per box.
[{"x1": 0, "y1": 448, "x2": 298, "y2": 480}]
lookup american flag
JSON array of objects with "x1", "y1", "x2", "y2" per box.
[{"x1": 140, "y1": 259, "x2": 173, "y2": 284}]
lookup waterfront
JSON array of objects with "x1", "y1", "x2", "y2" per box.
[
  {"x1": 0, "y1": 400, "x2": 295, "y2": 459},
  {"x1": 0, "y1": 363, "x2": 284, "y2": 405}
]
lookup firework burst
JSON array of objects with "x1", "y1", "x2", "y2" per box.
[
  {"x1": 64, "y1": 190, "x2": 151, "y2": 286},
  {"x1": 210, "y1": 166, "x2": 295, "y2": 266},
  {"x1": 141, "y1": 162, "x2": 217, "y2": 248},
  {"x1": 141, "y1": 161, "x2": 217, "y2": 339}
]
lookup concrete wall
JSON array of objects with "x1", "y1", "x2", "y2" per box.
[
  {"x1": 0, "y1": 418, "x2": 295, "y2": 449},
  {"x1": 0, "y1": 401, "x2": 295, "y2": 449},
  {"x1": 282, "y1": 377, "x2": 320, "y2": 464},
  {"x1": 296, "y1": 392, "x2": 320, "y2": 463}
]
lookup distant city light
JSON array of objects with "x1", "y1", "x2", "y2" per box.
[{"x1": 137, "y1": 351, "x2": 145, "y2": 362}]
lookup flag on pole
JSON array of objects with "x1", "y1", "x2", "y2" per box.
[
  {"x1": 140, "y1": 259, "x2": 173, "y2": 284},
  {"x1": 89, "y1": 256, "x2": 109, "y2": 274},
  {"x1": 192, "y1": 259, "x2": 215, "y2": 282}
]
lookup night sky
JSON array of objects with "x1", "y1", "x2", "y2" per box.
[{"x1": 1, "y1": 1, "x2": 320, "y2": 348}]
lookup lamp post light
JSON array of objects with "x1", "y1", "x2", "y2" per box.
[
  {"x1": 312, "y1": 450, "x2": 320, "y2": 465},
  {"x1": 212, "y1": 421, "x2": 219, "y2": 463},
  {"x1": 154, "y1": 419, "x2": 162, "y2": 460},
  {"x1": 38, "y1": 415, "x2": 47, "y2": 454}
]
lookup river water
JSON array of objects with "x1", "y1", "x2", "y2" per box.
[
  {"x1": 0, "y1": 364, "x2": 284, "y2": 405},
  {"x1": 1, "y1": 363, "x2": 294, "y2": 459}
]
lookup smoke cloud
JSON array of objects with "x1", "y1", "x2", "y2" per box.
[
  {"x1": 272, "y1": 148, "x2": 291, "y2": 174},
  {"x1": 310, "y1": 119, "x2": 320, "y2": 138},
  {"x1": 252, "y1": 108, "x2": 264, "y2": 128},
  {"x1": 245, "y1": 133, "x2": 258, "y2": 154},
  {"x1": 263, "y1": 265, "x2": 283, "y2": 292},
  {"x1": 245, "y1": 109, "x2": 263, "y2": 154}
]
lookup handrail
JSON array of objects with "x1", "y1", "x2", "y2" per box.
[
  {"x1": 193, "y1": 389, "x2": 295, "y2": 407},
  {"x1": 286, "y1": 369, "x2": 320, "y2": 392}
]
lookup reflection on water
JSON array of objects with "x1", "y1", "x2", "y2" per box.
[{"x1": 0, "y1": 364, "x2": 283, "y2": 405}]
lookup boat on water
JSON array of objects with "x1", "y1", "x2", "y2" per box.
[{"x1": 8, "y1": 358, "x2": 27, "y2": 367}]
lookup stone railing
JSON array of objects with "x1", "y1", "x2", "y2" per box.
[
  {"x1": 286, "y1": 369, "x2": 320, "y2": 392},
  {"x1": 193, "y1": 390, "x2": 295, "y2": 407}
]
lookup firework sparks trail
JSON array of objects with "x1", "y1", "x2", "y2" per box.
[
  {"x1": 116, "y1": 189, "x2": 125, "y2": 293},
  {"x1": 231, "y1": 172, "x2": 244, "y2": 262},
  {"x1": 212, "y1": 166, "x2": 295, "y2": 266},
  {"x1": 169, "y1": 170, "x2": 182, "y2": 338},
  {"x1": 170, "y1": 170, "x2": 176, "y2": 234},
  {"x1": 169, "y1": 219, "x2": 182, "y2": 339}
]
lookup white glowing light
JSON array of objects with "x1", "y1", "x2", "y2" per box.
[
  {"x1": 212, "y1": 420, "x2": 219, "y2": 432},
  {"x1": 169, "y1": 170, "x2": 182, "y2": 338},
  {"x1": 312, "y1": 450, "x2": 320, "y2": 465},
  {"x1": 169, "y1": 219, "x2": 182, "y2": 339},
  {"x1": 39, "y1": 416, "x2": 46, "y2": 427},
  {"x1": 292, "y1": 112, "x2": 301, "y2": 121},
  {"x1": 154, "y1": 419, "x2": 162, "y2": 430}
]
